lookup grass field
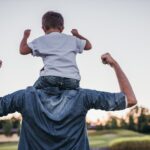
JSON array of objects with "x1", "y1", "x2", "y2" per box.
[
  {"x1": 0, "y1": 142, "x2": 18, "y2": 150},
  {"x1": 0, "y1": 129, "x2": 149, "y2": 150},
  {"x1": 88, "y1": 129, "x2": 149, "y2": 148}
]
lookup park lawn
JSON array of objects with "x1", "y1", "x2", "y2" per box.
[
  {"x1": 88, "y1": 129, "x2": 149, "y2": 148},
  {"x1": 0, "y1": 142, "x2": 18, "y2": 150},
  {"x1": 0, "y1": 129, "x2": 149, "y2": 149}
]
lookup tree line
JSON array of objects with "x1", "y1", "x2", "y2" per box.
[
  {"x1": 87, "y1": 106, "x2": 150, "y2": 134},
  {"x1": 0, "y1": 117, "x2": 20, "y2": 136}
]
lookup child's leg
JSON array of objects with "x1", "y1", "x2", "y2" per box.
[
  {"x1": 34, "y1": 76, "x2": 79, "y2": 90},
  {"x1": 61, "y1": 78, "x2": 79, "y2": 90},
  {"x1": 44, "y1": 76, "x2": 79, "y2": 90},
  {"x1": 44, "y1": 76, "x2": 60, "y2": 87},
  {"x1": 34, "y1": 76, "x2": 62, "y2": 89},
  {"x1": 33, "y1": 76, "x2": 48, "y2": 89}
]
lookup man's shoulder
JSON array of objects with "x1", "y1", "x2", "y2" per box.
[
  {"x1": 25, "y1": 86, "x2": 37, "y2": 92},
  {"x1": 11, "y1": 86, "x2": 38, "y2": 96},
  {"x1": 77, "y1": 88, "x2": 99, "y2": 95}
]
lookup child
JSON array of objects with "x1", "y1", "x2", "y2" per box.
[{"x1": 19, "y1": 11, "x2": 92, "y2": 90}]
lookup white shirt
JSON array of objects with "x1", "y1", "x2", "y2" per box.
[{"x1": 28, "y1": 32, "x2": 86, "y2": 80}]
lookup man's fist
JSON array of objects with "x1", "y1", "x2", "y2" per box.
[
  {"x1": 101, "y1": 53, "x2": 116, "y2": 67},
  {"x1": 71, "y1": 29, "x2": 79, "y2": 36},
  {"x1": 0, "y1": 60, "x2": 2, "y2": 68},
  {"x1": 24, "y1": 29, "x2": 31, "y2": 38}
]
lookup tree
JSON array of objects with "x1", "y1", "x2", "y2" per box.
[
  {"x1": 128, "y1": 115, "x2": 135, "y2": 131},
  {"x1": 120, "y1": 119, "x2": 128, "y2": 129},
  {"x1": 137, "y1": 107, "x2": 150, "y2": 133},
  {"x1": 2, "y1": 120, "x2": 13, "y2": 136}
]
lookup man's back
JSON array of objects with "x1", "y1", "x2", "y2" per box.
[
  {"x1": 19, "y1": 87, "x2": 89, "y2": 150},
  {"x1": 0, "y1": 86, "x2": 126, "y2": 150}
]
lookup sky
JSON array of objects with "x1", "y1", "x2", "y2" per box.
[{"x1": 0, "y1": 0, "x2": 150, "y2": 121}]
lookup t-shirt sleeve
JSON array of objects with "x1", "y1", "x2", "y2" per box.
[
  {"x1": 28, "y1": 39, "x2": 40, "y2": 56},
  {"x1": 0, "y1": 89, "x2": 25, "y2": 116},
  {"x1": 75, "y1": 37, "x2": 86, "y2": 53},
  {"x1": 83, "y1": 89, "x2": 127, "y2": 111}
]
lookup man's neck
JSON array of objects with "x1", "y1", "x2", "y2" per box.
[{"x1": 45, "y1": 28, "x2": 61, "y2": 34}]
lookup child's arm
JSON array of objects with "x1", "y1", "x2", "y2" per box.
[
  {"x1": 19, "y1": 29, "x2": 32, "y2": 55},
  {"x1": 71, "y1": 29, "x2": 92, "y2": 50}
]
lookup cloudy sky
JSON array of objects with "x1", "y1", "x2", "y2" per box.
[{"x1": 0, "y1": 0, "x2": 150, "y2": 120}]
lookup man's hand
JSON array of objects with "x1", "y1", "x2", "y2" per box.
[
  {"x1": 71, "y1": 29, "x2": 79, "y2": 36},
  {"x1": 101, "y1": 52, "x2": 137, "y2": 108},
  {"x1": 23, "y1": 29, "x2": 31, "y2": 38},
  {"x1": 0, "y1": 60, "x2": 2, "y2": 68},
  {"x1": 101, "y1": 53, "x2": 116, "y2": 67}
]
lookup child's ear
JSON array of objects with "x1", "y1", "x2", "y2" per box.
[
  {"x1": 42, "y1": 26, "x2": 46, "y2": 33},
  {"x1": 60, "y1": 26, "x2": 64, "y2": 32}
]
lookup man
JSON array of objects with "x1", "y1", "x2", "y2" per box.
[{"x1": 0, "y1": 53, "x2": 137, "y2": 150}]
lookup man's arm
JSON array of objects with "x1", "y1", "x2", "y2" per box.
[
  {"x1": 0, "y1": 59, "x2": 25, "y2": 116},
  {"x1": 0, "y1": 60, "x2": 2, "y2": 68},
  {"x1": 0, "y1": 90, "x2": 25, "y2": 116},
  {"x1": 71, "y1": 29, "x2": 92, "y2": 50},
  {"x1": 101, "y1": 53, "x2": 137, "y2": 108},
  {"x1": 19, "y1": 29, "x2": 32, "y2": 55}
]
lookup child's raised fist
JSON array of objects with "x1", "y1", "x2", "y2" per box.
[
  {"x1": 24, "y1": 29, "x2": 31, "y2": 38},
  {"x1": 71, "y1": 29, "x2": 79, "y2": 36}
]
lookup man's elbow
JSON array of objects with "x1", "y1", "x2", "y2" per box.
[
  {"x1": 19, "y1": 46, "x2": 31, "y2": 55},
  {"x1": 127, "y1": 98, "x2": 137, "y2": 108},
  {"x1": 84, "y1": 44, "x2": 92, "y2": 50}
]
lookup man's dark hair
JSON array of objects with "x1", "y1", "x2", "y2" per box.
[{"x1": 42, "y1": 11, "x2": 64, "y2": 31}]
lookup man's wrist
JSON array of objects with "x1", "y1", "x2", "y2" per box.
[{"x1": 111, "y1": 60, "x2": 118, "y2": 68}]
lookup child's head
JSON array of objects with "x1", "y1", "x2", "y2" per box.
[{"x1": 42, "y1": 11, "x2": 64, "y2": 33}]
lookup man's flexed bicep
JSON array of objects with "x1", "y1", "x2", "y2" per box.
[
  {"x1": 83, "y1": 89, "x2": 126, "y2": 111},
  {"x1": 0, "y1": 90, "x2": 25, "y2": 117}
]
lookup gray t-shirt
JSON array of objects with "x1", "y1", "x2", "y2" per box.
[{"x1": 28, "y1": 32, "x2": 86, "y2": 80}]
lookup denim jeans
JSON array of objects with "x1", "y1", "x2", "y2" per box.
[{"x1": 34, "y1": 76, "x2": 80, "y2": 90}]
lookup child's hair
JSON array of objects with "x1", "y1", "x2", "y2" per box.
[{"x1": 42, "y1": 11, "x2": 64, "y2": 31}]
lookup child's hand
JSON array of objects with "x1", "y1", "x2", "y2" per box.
[
  {"x1": 0, "y1": 60, "x2": 2, "y2": 68},
  {"x1": 71, "y1": 29, "x2": 79, "y2": 36},
  {"x1": 24, "y1": 29, "x2": 31, "y2": 38}
]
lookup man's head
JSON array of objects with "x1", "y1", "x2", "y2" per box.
[{"x1": 42, "y1": 11, "x2": 64, "y2": 33}]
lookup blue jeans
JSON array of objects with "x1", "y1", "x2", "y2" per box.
[{"x1": 34, "y1": 76, "x2": 80, "y2": 90}]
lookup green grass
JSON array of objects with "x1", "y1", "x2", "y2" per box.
[
  {"x1": 109, "y1": 136, "x2": 150, "y2": 150},
  {"x1": 0, "y1": 142, "x2": 18, "y2": 150},
  {"x1": 88, "y1": 129, "x2": 149, "y2": 148},
  {"x1": 0, "y1": 129, "x2": 149, "y2": 149}
]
